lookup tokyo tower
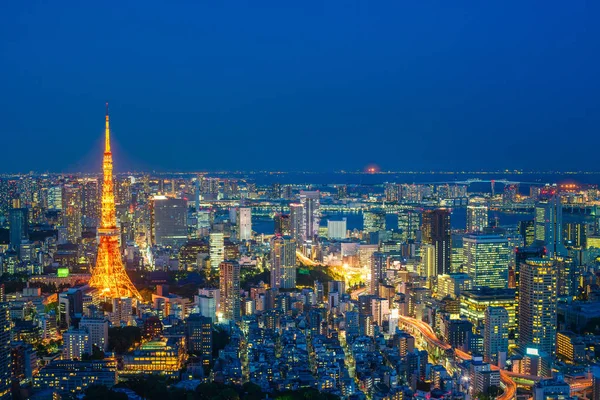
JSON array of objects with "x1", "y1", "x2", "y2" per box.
[{"x1": 89, "y1": 104, "x2": 142, "y2": 301}]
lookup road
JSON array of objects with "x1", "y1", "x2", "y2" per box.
[{"x1": 398, "y1": 315, "x2": 516, "y2": 400}]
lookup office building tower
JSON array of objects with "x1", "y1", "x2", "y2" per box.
[
  {"x1": 384, "y1": 183, "x2": 401, "y2": 202},
  {"x1": 274, "y1": 213, "x2": 291, "y2": 236},
  {"x1": 151, "y1": 196, "x2": 188, "y2": 247},
  {"x1": 363, "y1": 210, "x2": 386, "y2": 233},
  {"x1": 111, "y1": 297, "x2": 133, "y2": 326},
  {"x1": 0, "y1": 304, "x2": 10, "y2": 400},
  {"x1": 327, "y1": 218, "x2": 347, "y2": 240},
  {"x1": 195, "y1": 294, "x2": 217, "y2": 323},
  {"x1": 9, "y1": 199, "x2": 28, "y2": 251},
  {"x1": 519, "y1": 220, "x2": 536, "y2": 247},
  {"x1": 63, "y1": 329, "x2": 90, "y2": 360},
  {"x1": 518, "y1": 258, "x2": 557, "y2": 355},
  {"x1": 63, "y1": 185, "x2": 82, "y2": 243},
  {"x1": 237, "y1": 207, "x2": 252, "y2": 241},
  {"x1": 209, "y1": 232, "x2": 225, "y2": 272},
  {"x1": 82, "y1": 179, "x2": 99, "y2": 227},
  {"x1": 270, "y1": 235, "x2": 297, "y2": 289},
  {"x1": 289, "y1": 203, "x2": 304, "y2": 243},
  {"x1": 186, "y1": 314, "x2": 212, "y2": 366},
  {"x1": 437, "y1": 273, "x2": 473, "y2": 299},
  {"x1": 464, "y1": 234, "x2": 510, "y2": 289},
  {"x1": 370, "y1": 252, "x2": 388, "y2": 296},
  {"x1": 466, "y1": 198, "x2": 488, "y2": 233},
  {"x1": 197, "y1": 209, "x2": 212, "y2": 236},
  {"x1": 563, "y1": 222, "x2": 586, "y2": 248},
  {"x1": 299, "y1": 191, "x2": 320, "y2": 242},
  {"x1": 48, "y1": 186, "x2": 63, "y2": 210},
  {"x1": 421, "y1": 244, "x2": 436, "y2": 282},
  {"x1": 484, "y1": 306, "x2": 509, "y2": 366},
  {"x1": 534, "y1": 195, "x2": 566, "y2": 256},
  {"x1": 58, "y1": 288, "x2": 84, "y2": 329},
  {"x1": 79, "y1": 317, "x2": 109, "y2": 352},
  {"x1": 398, "y1": 209, "x2": 420, "y2": 241},
  {"x1": 422, "y1": 209, "x2": 451, "y2": 275},
  {"x1": 219, "y1": 261, "x2": 240, "y2": 323}
]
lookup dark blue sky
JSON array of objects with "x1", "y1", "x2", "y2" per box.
[{"x1": 1, "y1": 1, "x2": 599, "y2": 173}]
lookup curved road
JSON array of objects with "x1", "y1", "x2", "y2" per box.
[{"x1": 398, "y1": 315, "x2": 516, "y2": 400}]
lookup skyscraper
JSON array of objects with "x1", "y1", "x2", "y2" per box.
[
  {"x1": 299, "y1": 191, "x2": 320, "y2": 242},
  {"x1": 422, "y1": 209, "x2": 451, "y2": 275},
  {"x1": 363, "y1": 210, "x2": 386, "y2": 233},
  {"x1": 82, "y1": 179, "x2": 99, "y2": 228},
  {"x1": 237, "y1": 207, "x2": 252, "y2": 241},
  {"x1": 63, "y1": 185, "x2": 82, "y2": 243},
  {"x1": 518, "y1": 258, "x2": 557, "y2": 355},
  {"x1": 534, "y1": 195, "x2": 566, "y2": 256},
  {"x1": 151, "y1": 196, "x2": 188, "y2": 247},
  {"x1": 370, "y1": 252, "x2": 388, "y2": 296},
  {"x1": 466, "y1": 198, "x2": 488, "y2": 233},
  {"x1": 209, "y1": 232, "x2": 224, "y2": 272},
  {"x1": 9, "y1": 199, "x2": 28, "y2": 251},
  {"x1": 463, "y1": 234, "x2": 510, "y2": 289},
  {"x1": 327, "y1": 218, "x2": 347, "y2": 240},
  {"x1": 219, "y1": 261, "x2": 241, "y2": 323},
  {"x1": 289, "y1": 203, "x2": 304, "y2": 243},
  {"x1": 484, "y1": 306, "x2": 509, "y2": 366},
  {"x1": 88, "y1": 105, "x2": 141, "y2": 300},
  {"x1": 186, "y1": 314, "x2": 213, "y2": 366},
  {"x1": 270, "y1": 235, "x2": 297, "y2": 289}
]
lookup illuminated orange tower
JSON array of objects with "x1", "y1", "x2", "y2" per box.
[{"x1": 89, "y1": 104, "x2": 142, "y2": 300}]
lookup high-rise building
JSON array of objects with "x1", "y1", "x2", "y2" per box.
[
  {"x1": 370, "y1": 252, "x2": 388, "y2": 296},
  {"x1": 534, "y1": 195, "x2": 566, "y2": 256},
  {"x1": 398, "y1": 209, "x2": 420, "y2": 241},
  {"x1": 466, "y1": 198, "x2": 488, "y2": 233},
  {"x1": 463, "y1": 234, "x2": 510, "y2": 289},
  {"x1": 47, "y1": 186, "x2": 63, "y2": 210},
  {"x1": 384, "y1": 183, "x2": 401, "y2": 202},
  {"x1": 363, "y1": 210, "x2": 386, "y2": 233},
  {"x1": 289, "y1": 203, "x2": 304, "y2": 243},
  {"x1": 0, "y1": 303, "x2": 10, "y2": 400},
  {"x1": 82, "y1": 179, "x2": 100, "y2": 228},
  {"x1": 151, "y1": 196, "x2": 188, "y2": 247},
  {"x1": 519, "y1": 220, "x2": 536, "y2": 247},
  {"x1": 9, "y1": 199, "x2": 28, "y2": 251},
  {"x1": 219, "y1": 261, "x2": 240, "y2": 323},
  {"x1": 270, "y1": 235, "x2": 297, "y2": 289},
  {"x1": 237, "y1": 207, "x2": 252, "y2": 241},
  {"x1": 274, "y1": 214, "x2": 291, "y2": 236},
  {"x1": 327, "y1": 218, "x2": 347, "y2": 240},
  {"x1": 299, "y1": 191, "x2": 320, "y2": 242},
  {"x1": 518, "y1": 258, "x2": 557, "y2": 355},
  {"x1": 63, "y1": 185, "x2": 82, "y2": 243},
  {"x1": 209, "y1": 232, "x2": 224, "y2": 272},
  {"x1": 62, "y1": 329, "x2": 90, "y2": 360},
  {"x1": 79, "y1": 317, "x2": 109, "y2": 352},
  {"x1": 563, "y1": 222, "x2": 586, "y2": 249},
  {"x1": 484, "y1": 306, "x2": 509, "y2": 366},
  {"x1": 88, "y1": 105, "x2": 141, "y2": 300},
  {"x1": 422, "y1": 209, "x2": 451, "y2": 275},
  {"x1": 186, "y1": 314, "x2": 212, "y2": 366}
]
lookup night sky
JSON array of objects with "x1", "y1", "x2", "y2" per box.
[{"x1": 1, "y1": 1, "x2": 599, "y2": 173}]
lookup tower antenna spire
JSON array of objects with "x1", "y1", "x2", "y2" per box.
[{"x1": 105, "y1": 102, "x2": 111, "y2": 153}]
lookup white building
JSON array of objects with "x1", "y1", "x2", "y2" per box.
[
  {"x1": 237, "y1": 207, "x2": 252, "y2": 241},
  {"x1": 327, "y1": 218, "x2": 347, "y2": 240}
]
